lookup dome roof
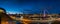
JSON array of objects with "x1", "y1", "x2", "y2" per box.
[{"x1": 0, "y1": 8, "x2": 6, "y2": 13}]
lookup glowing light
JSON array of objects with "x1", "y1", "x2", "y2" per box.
[
  {"x1": 10, "y1": 16, "x2": 32, "y2": 24},
  {"x1": 1, "y1": 21, "x2": 9, "y2": 24},
  {"x1": 43, "y1": 10, "x2": 46, "y2": 17},
  {"x1": 0, "y1": 9, "x2": 4, "y2": 13}
]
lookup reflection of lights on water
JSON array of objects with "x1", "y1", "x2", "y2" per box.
[
  {"x1": 10, "y1": 16, "x2": 31, "y2": 24},
  {"x1": 22, "y1": 19, "x2": 31, "y2": 24},
  {"x1": 23, "y1": 22, "x2": 28, "y2": 24},
  {"x1": 20, "y1": 17, "x2": 31, "y2": 24}
]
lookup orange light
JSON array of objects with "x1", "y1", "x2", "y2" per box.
[
  {"x1": 22, "y1": 18, "x2": 32, "y2": 24},
  {"x1": 10, "y1": 16, "x2": 32, "y2": 24},
  {"x1": 1, "y1": 21, "x2": 9, "y2": 24}
]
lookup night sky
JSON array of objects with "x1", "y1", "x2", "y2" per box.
[{"x1": 0, "y1": 0, "x2": 60, "y2": 14}]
